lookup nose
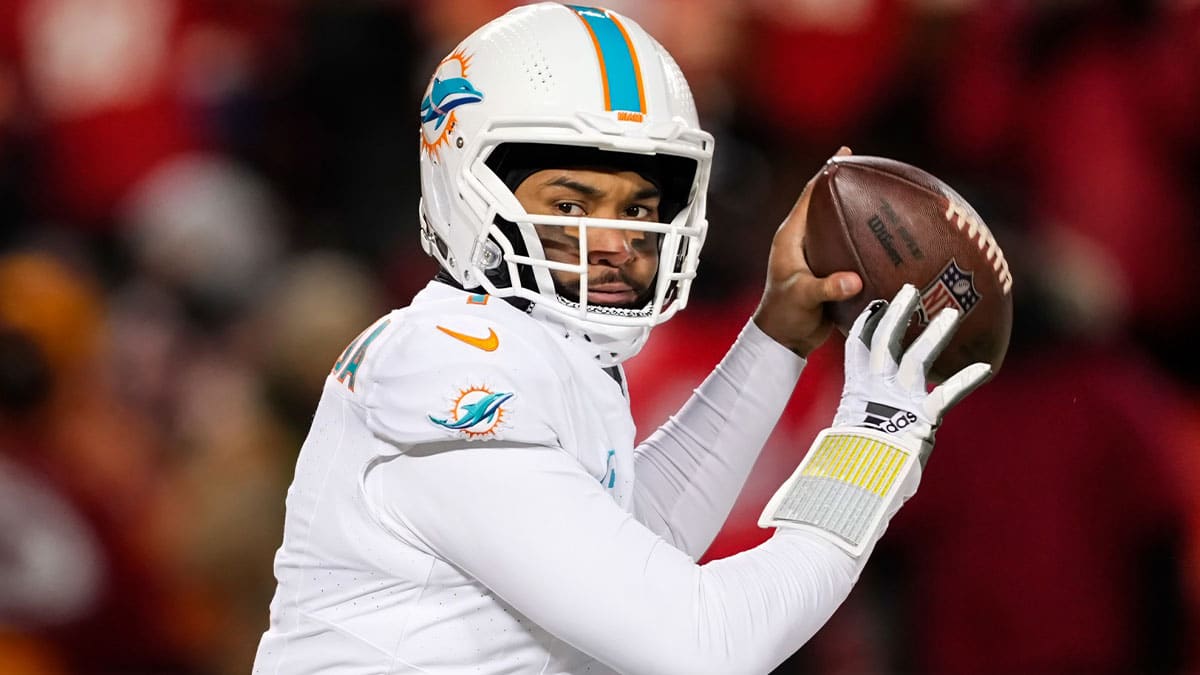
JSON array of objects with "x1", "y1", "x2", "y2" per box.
[{"x1": 585, "y1": 227, "x2": 636, "y2": 267}]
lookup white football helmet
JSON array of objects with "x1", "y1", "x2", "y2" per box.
[{"x1": 418, "y1": 2, "x2": 714, "y2": 365}]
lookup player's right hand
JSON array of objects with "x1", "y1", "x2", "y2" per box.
[
  {"x1": 752, "y1": 147, "x2": 862, "y2": 357},
  {"x1": 833, "y1": 284, "x2": 992, "y2": 465}
]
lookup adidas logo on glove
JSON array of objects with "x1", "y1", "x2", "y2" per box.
[{"x1": 861, "y1": 402, "x2": 919, "y2": 435}]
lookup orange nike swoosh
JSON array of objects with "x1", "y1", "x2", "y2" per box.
[{"x1": 436, "y1": 325, "x2": 499, "y2": 352}]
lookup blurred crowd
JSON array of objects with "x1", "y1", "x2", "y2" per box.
[{"x1": 0, "y1": 1, "x2": 1197, "y2": 673}]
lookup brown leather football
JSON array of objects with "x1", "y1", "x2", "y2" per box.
[{"x1": 804, "y1": 155, "x2": 1014, "y2": 382}]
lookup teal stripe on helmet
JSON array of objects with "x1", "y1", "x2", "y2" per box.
[{"x1": 568, "y1": 5, "x2": 644, "y2": 113}]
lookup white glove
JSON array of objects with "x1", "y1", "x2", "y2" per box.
[
  {"x1": 833, "y1": 283, "x2": 993, "y2": 466},
  {"x1": 760, "y1": 284, "x2": 992, "y2": 556}
]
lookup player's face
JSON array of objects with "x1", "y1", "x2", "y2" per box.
[{"x1": 514, "y1": 168, "x2": 661, "y2": 309}]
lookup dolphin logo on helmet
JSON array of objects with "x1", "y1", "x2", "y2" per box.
[
  {"x1": 420, "y1": 49, "x2": 480, "y2": 158},
  {"x1": 420, "y1": 76, "x2": 484, "y2": 129}
]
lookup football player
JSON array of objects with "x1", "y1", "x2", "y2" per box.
[{"x1": 253, "y1": 4, "x2": 991, "y2": 673}]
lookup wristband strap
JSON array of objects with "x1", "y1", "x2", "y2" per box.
[{"x1": 759, "y1": 427, "x2": 918, "y2": 557}]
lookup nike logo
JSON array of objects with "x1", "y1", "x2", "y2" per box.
[{"x1": 436, "y1": 325, "x2": 499, "y2": 352}]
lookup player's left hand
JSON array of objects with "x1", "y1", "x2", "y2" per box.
[
  {"x1": 834, "y1": 284, "x2": 993, "y2": 465},
  {"x1": 753, "y1": 147, "x2": 863, "y2": 357}
]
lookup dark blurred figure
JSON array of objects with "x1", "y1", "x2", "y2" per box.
[{"x1": 259, "y1": 1, "x2": 425, "y2": 273}]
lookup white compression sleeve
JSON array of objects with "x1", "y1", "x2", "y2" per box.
[
  {"x1": 366, "y1": 442, "x2": 862, "y2": 675},
  {"x1": 633, "y1": 320, "x2": 805, "y2": 559}
]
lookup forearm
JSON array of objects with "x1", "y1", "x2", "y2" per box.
[
  {"x1": 367, "y1": 443, "x2": 866, "y2": 675},
  {"x1": 605, "y1": 528, "x2": 862, "y2": 675},
  {"x1": 633, "y1": 319, "x2": 805, "y2": 558}
]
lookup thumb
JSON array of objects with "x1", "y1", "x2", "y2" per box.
[
  {"x1": 818, "y1": 271, "x2": 863, "y2": 303},
  {"x1": 926, "y1": 362, "x2": 992, "y2": 418}
]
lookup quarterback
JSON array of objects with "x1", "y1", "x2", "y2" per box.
[{"x1": 253, "y1": 4, "x2": 990, "y2": 674}]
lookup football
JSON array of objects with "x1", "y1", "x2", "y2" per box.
[{"x1": 804, "y1": 155, "x2": 1013, "y2": 382}]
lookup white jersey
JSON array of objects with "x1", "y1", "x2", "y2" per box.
[{"x1": 254, "y1": 281, "x2": 870, "y2": 675}]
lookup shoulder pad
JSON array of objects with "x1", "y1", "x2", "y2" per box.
[{"x1": 361, "y1": 296, "x2": 569, "y2": 448}]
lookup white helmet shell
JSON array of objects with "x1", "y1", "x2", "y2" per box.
[{"x1": 418, "y1": 2, "x2": 714, "y2": 364}]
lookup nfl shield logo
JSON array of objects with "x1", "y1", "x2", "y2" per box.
[{"x1": 918, "y1": 259, "x2": 982, "y2": 324}]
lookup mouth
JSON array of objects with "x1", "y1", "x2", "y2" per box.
[
  {"x1": 585, "y1": 285, "x2": 641, "y2": 306},
  {"x1": 552, "y1": 270, "x2": 652, "y2": 310}
]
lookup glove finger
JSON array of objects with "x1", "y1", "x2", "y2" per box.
[
  {"x1": 897, "y1": 307, "x2": 960, "y2": 392},
  {"x1": 846, "y1": 299, "x2": 888, "y2": 374},
  {"x1": 924, "y1": 362, "x2": 992, "y2": 422},
  {"x1": 870, "y1": 284, "x2": 920, "y2": 376}
]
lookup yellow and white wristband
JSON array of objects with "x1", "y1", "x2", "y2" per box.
[{"x1": 758, "y1": 426, "x2": 922, "y2": 558}]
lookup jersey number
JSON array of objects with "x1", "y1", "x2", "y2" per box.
[{"x1": 332, "y1": 318, "x2": 391, "y2": 391}]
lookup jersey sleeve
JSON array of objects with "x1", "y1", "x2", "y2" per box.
[
  {"x1": 358, "y1": 312, "x2": 565, "y2": 451},
  {"x1": 633, "y1": 320, "x2": 807, "y2": 558},
  {"x1": 363, "y1": 438, "x2": 865, "y2": 675}
]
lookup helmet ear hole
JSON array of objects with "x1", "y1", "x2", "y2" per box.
[{"x1": 477, "y1": 238, "x2": 503, "y2": 271}]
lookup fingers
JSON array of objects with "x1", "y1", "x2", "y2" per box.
[
  {"x1": 869, "y1": 284, "x2": 919, "y2": 376},
  {"x1": 845, "y1": 298, "x2": 887, "y2": 374},
  {"x1": 897, "y1": 307, "x2": 960, "y2": 391},
  {"x1": 925, "y1": 362, "x2": 992, "y2": 421}
]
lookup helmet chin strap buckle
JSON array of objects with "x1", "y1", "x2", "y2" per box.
[
  {"x1": 420, "y1": 217, "x2": 454, "y2": 267},
  {"x1": 419, "y1": 218, "x2": 437, "y2": 252}
]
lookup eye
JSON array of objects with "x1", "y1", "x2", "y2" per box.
[
  {"x1": 623, "y1": 204, "x2": 656, "y2": 220},
  {"x1": 555, "y1": 202, "x2": 585, "y2": 217}
]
